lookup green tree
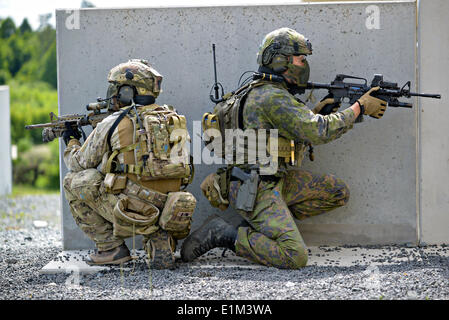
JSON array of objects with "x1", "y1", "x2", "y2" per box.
[
  {"x1": 40, "y1": 40, "x2": 57, "y2": 88},
  {"x1": 19, "y1": 18, "x2": 32, "y2": 34},
  {"x1": 5, "y1": 33, "x2": 32, "y2": 76},
  {"x1": 0, "y1": 17, "x2": 16, "y2": 38},
  {"x1": 0, "y1": 69, "x2": 11, "y2": 85}
]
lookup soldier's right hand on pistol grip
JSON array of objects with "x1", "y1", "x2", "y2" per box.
[
  {"x1": 357, "y1": 86, "x2": 387, "y2": 119},
  {"x1": 62, "y1": 122, "x2": 82, "y2": 145}
]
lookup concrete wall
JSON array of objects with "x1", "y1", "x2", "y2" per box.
[
  {"x1": 0, "y1": 86, "x2": 12, "y2": 196},
  {"x1": 56, "y1": 1, "x2": 419, "y2": 249},
  {"x1": 418, "y1": 0, "x2": 449, "y2": 245}
]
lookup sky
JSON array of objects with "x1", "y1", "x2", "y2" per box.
[{"x1": 0, "y1": 0, "x2": 306, "y2": 30}]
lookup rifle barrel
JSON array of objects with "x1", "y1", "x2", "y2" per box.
[
  {"x1": 306, "y1": 82, "x2": 332, "y2": 90},
  {"x1": 25, "y1": 123, "x2": 58, "y2": 129},
  {"x1": 408, "y1": 92, "x2": 441, "y2": 99}
]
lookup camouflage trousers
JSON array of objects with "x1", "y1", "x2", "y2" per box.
[
  {"x1": 228, "y1": 169, "x2": 350, "y2": 269},
  {"x1": 63, "y1": 169, "x2": 170, "y2": 252}
]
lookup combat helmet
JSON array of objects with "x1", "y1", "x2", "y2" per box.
[
  {"x1": 106, "y1": 59, "x2": 163, "y2": 109},
  {"x1": 257, "y1": 28, "x2": 312, "y2": 87}
]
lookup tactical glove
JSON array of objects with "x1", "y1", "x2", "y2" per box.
[
  {"x1": 357, "y1": 87, "x2": 387, "y2": 119},
  {"x1": 42, "y1": 128, "x2": 58, "y2": 143},
  {"x1": 62, "y1": 122, "x2": 82, "y2": 145},
  {"x1": 312, "y1": 93, "x2": 341, "y2": 115}
]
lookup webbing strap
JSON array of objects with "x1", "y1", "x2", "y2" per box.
[
  {"x1": 105, "y1": 143, "x2": 140, "y2": 173},
  {"x1": 107, "y1": 106, "x2": 133, "y2": 151}
]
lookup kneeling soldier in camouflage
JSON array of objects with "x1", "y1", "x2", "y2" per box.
[
  {"x1": 181, "y1": 28, "x2": 387, "y2": 269},
  {"x1": 62, "y1": 59, "x2": 195, "y2": 269}
]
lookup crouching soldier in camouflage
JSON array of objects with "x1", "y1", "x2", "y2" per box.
[
  {"x1": 181, "y1": 28, "x2": 387, "y2": 269},
  {"x1": 61, "y1": 59, "x2": 195, "y2": 269}
]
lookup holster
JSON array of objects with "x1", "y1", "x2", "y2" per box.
[{"x1": 232, "y1": 167, "x2": 259, "y2": 212}]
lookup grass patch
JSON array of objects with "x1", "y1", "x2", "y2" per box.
[{"x1": 10, "y1": 184, "x2": 60, "y2": 198}]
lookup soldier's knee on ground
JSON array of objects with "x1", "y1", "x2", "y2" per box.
[{"x1": 286, "y1": 246, "x2": 308, "y2": 269}]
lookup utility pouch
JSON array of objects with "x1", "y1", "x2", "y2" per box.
[
  {"x1": 104, "y1": 173, "x2": 127, "y2": 194},
  {"x1": 200, "y1": 172, "x2": 229, "y2": 211},
  {"x1": 159, "y1": 191, "x2": 197, "y2": 240},
  {"x1": 235, "y1": 169, "x2": 259, "y2": 212},
  {"x1": 112, "y1": 196, "x2": 160, "y2": 238}
]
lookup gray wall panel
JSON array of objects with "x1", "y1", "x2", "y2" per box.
[
  {"x1": 418, "y1": 0, "x2": 449, "y2": 245},
  {"x1": 0, "y1": 86, "x2": 12, "y2": 196},
  {"x1": 56, "y1": 1, "x2": 417, "y2": 249}
]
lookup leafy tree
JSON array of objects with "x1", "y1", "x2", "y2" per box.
[
  {"x1": 0, "y1": 69, "x2": 11, "y2": 85},
  {"x1": 19, "y1": 18, "x2": 32, "y2": 34},
  {"x1": 40, "y1": 41, "x2": 57, "y2": 88},
  {"x1": 0, "y1": 17, "x2": 16, "y2": 38},
  {"x1": 0, "y1": 16, "x2": 60, "y2": 190}
]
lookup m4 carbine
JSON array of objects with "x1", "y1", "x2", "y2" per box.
[
  {"x1": 25, "y1": 98, "x2": 113, "y2": 142},
  {"x1": 253, "y1": 73, "x2": 441, "y2": 120},
  {"x1": 306, "y1": 74, "x2": 441, "y2": 119}
]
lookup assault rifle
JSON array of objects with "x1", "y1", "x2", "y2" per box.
[
  {"x1": 25, "y1": 98, "x2": 114, "y2": 142},
  {"x1": 253, "y1": 73, "x2": 441, "y2": 120}
]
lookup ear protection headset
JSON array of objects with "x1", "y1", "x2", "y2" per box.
[{"x1": 117, "y1": 84, "x2": 156, "y2": 106}]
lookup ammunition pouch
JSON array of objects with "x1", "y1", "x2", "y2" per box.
[
  {"x1": 159, "y1": 191, "x2": 197, "y2": 240},
  {"x1": 103, "y1": 173, "x2": 127, "y2": 194}
]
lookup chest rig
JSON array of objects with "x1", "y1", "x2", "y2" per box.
[
  {"x1": 104, "y1": 104, "x2": 193, "y2": 188},
  {"x1": 202, "y1": 80, "x2": 309, "y2": 173}
]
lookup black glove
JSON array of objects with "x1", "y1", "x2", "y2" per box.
[
  {"x1": 312, "y1": 93, "x2": 341, "y2": 115},
  {"x1": 62, "y1": 122, "x2": 82, "y2": 145}
]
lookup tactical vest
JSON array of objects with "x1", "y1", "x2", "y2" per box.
[
  {"x1": 202, "y1": 80, "x2": 308, "y2": 175},
  {"x1": 104, "y1": 104, "x2": 193, "y2": 193}
]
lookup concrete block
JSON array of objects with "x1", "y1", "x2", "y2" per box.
[
  {"x1": 56, "y1": 1, "x2": 417, "y2": 249},
  {"x1": 0, "y1": 86, "x2": 12, "y2": 196},
  {"x1": 418, "y1": 0, "x2": 449, "y2": 245},
  {"x1": 41, "y1": 245, "x2": 449, "y2": 274}
]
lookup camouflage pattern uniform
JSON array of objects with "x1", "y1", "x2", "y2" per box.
[
  {"x1": 63, "y1": 60, "x2": 192, "y2": 261},
  {"x1": 183, "y1": 28, "x2": 385, "y2": 269},
  {"x1": 63, "y1": 114, "x2": 138, "y2": 252},
  {"x1": 228, "y1": 80, "x2": 355, "y2": 268},
  {"x1": 224, "y1": 28, "x2": 355, "y2": 269}
]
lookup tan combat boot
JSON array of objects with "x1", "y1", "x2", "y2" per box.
[
  {"x1": 86, "y1": 243, "x2": 132, "y2": 266},
  {"x1": 145, "y1": 229, "x2": 176, "y2": 270}
]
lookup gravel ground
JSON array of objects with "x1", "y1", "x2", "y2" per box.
[{"x1": 0, "y1": 194, "x2": 448, "y2": 300}]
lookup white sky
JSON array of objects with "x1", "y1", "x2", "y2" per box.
[{"x1": 0, "y1": 0, "x2": 306, "y2": 30}]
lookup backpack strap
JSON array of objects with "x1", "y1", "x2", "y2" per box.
[{"x1": 107, "y1": 106, "x2": 133, "y2": 151}]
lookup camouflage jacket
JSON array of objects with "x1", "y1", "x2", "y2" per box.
[
  {"x1": 242, "y1": 81, "x2": 356, "y2": 166},
  {"x1": 64, "y1": 110, "x2": 127, "y2": 172}
]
